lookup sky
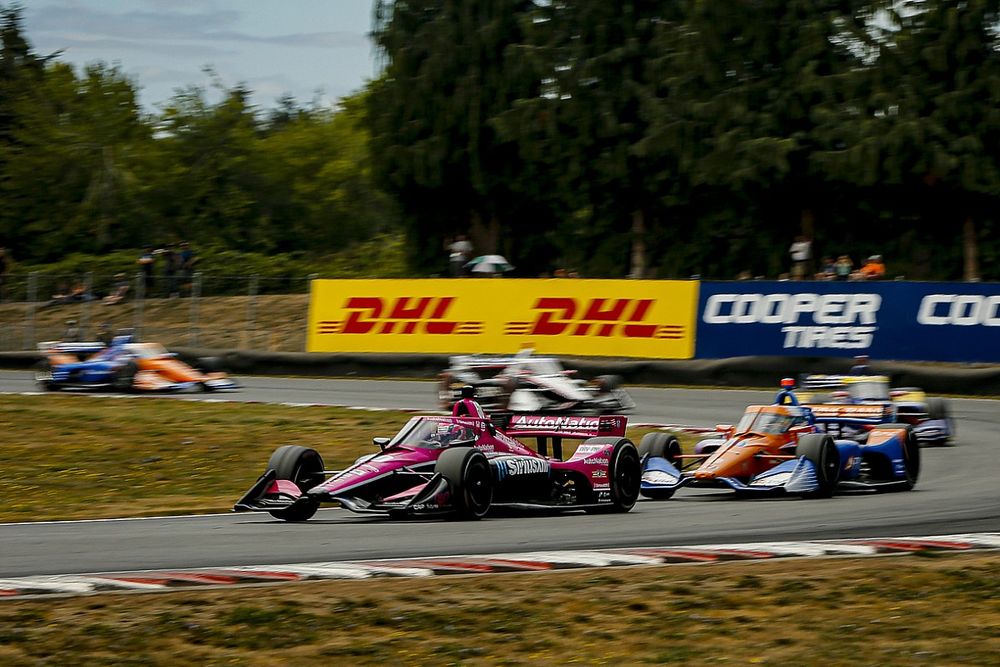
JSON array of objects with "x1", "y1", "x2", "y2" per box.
[{"x1": 19, "y1": 0, "x2": 380, "y2": 111}]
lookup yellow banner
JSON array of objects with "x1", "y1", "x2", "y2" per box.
[{"x1": 307, "y1": 279, "x2": 698, "y2": 359}]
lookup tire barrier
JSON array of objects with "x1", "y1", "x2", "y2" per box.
[{"x1": 3, "y1": 349, "x2": 997, "y2": 395}]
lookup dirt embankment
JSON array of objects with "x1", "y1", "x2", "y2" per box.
[{"x1": 0, "y1": 294, "x2": 310, "y2": 352}]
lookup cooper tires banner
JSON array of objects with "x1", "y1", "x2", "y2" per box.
[
  {"x1": 696, "y1": 281, "x2": 1000, "y2": 362},
  {"x1": 307, "y1": 279, "x2": 698, "y2": 359}
]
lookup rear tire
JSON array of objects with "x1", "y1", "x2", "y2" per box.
[
  {"x1": 924, "y1": 398, "x2": 953, "y2": 446},
  {"x1": 795, "y1": 434, "x2": 840, "y2": 498},
  {"x1": 266, "y1": 445, "x2": 324, "y2": 521},
  {"x1": 436, "y1": 447, "x2": 492, "y2": 520},
  {"x1": 34, "y1": 359, "x2": 58, "y2": 391},
  {"x1": 874, "y1": 424, "x2": 919, "y2": 490},
  {"x1": 638, "y1": 432, "x2": 681, "y2": 500},
  {"x1": 595, "y1": 374, "x2": 622, "y2": 392},
  {"x1": 112, "y1": 361, "x2": 138, "y2": 392}
]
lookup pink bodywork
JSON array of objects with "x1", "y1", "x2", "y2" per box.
[{"x1": 305, "y1": 415, "x2": 626, "y2": 501}]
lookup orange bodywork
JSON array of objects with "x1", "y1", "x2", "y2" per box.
[
  {"x1": 689, "y1": 406, "x2": 810, "y2": 482},
  {"x1": 131, "y1": 353, "x2": 227, "y2": 390}
]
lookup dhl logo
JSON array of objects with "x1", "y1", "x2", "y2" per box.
[
  {"x1": 505, "y1": 298, "x2": 685, "y2": 339},
  {"x1": 317, "y1": 297, "x2": 483, "y2": 335}
]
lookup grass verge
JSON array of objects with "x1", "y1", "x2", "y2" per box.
[
  {"x1": 0, "y1": 395, "x2": 677, "y2": 522},
  {"x1": 0, "y1": 553, "x2": 997, "y2": 665}
]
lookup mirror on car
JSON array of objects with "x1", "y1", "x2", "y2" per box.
[
  {"x1": 715, "y1": 424, "x2": 733, "y2": 433},
  {"x1": 372, "y1": 437, "x2": 390, "y2": 450}
]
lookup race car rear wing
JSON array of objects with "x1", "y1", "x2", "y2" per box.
[
  {"x1": 37, "y1": 341, "x2": 106, "y2": 354},
  {"x1": 804, "y1": 403, "x2": 891, "y2": 424},
  {"x1": 502, "y1": 414, "x2": 628, "y2": 439}
]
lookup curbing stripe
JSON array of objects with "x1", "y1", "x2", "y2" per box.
[{"x1": 1, "y1": 532, "x2": 995, "y2": 599}]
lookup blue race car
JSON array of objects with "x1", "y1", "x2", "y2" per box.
[
  {"x1": 35, "y1": 335, "x2": 237, "y2": 392},
  {"x1": 639, "y1": 379, "x2": 920, "y2": 500},
  {"x1": 797, "y1": 374, "x2": 955, "y2": 446}
]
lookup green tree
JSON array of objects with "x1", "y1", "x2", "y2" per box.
[{"x1": 369, "y1": 0, "x2": 545, "y2": 274}]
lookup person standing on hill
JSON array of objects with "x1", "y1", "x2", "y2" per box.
[
  {"x1": 137, "y1": 247, "x2": 155, "y2": 296},
  {"x1": 788, "y1": 235, "x2": 812, "y2": 280},
  {"x1": 178, "y1": 241, "x2": 198, "y2": 295},
  {"x1": 162, "y1": 244, "x2": 179, "y2": 298}
]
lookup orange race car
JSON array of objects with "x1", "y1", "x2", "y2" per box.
[
  {"x1": 639, "y1": 379, "x2": 919, "y2": 499},
  {"x1": 35, "y1": 335, "x2": 237, "y2": 392}
]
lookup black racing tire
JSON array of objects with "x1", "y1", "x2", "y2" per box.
[
  {"x1": 923, "y1": 398, "x2": 953, "y2": 446},
  {"x1": 585, "y1": 437, "x2": 641, "y2": 513},
  {"x1": 266, "y1": 445, "x2": 325, "y2": 521},
  {"x1": 638, "y1": 432, "x2": 681, "y2": 500},
  {"x1": 197, "y1": 356, "x2": 222, "y2": 373},
  {"x1": 34, "y1": 359, "x2": 58, "y2": 391},
  {"x1": 112, "y1": 361, "x2": 138, "y2": 392},
  {"x1": 874, "y1": 424, "x2": 919, "y2": 490},
  {"x1": 595, "y1": 374, "x2": 622, "y2": 392},
  {"x1": 795, "y1": 434, "x2": 840, "y2": 498},
  {"x1": 436, "y1": 447, "x2": 492, "y2": 520}
]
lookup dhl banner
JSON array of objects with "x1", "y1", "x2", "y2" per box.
[{"x1": 307, "y1": 279, "x2": 699, "y2": 359}]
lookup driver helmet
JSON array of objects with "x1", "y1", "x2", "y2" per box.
[{"x1": 460, "y1": 385, "x2": 476, "y2": 399}]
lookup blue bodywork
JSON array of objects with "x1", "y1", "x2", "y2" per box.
[{"x1": 640, "y1": 387, "x2": 917, "y2": 499}]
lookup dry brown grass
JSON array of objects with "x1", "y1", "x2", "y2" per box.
[
  {"x1": 0, "y1": 294, "x2": 310, "y2": 352},
  {"x1": 0, "y1": 552, "x2": 996, "y2": 665},
  {"x1": 0, "y1": 395, "x2": 678, "y2": 522}
]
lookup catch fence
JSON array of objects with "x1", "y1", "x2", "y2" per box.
[{"x1": 0, "y1": 272, "x2": 315, "y2": 352}]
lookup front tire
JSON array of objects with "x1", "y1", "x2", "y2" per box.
[
  {"x1": 436, "y1": 448, "x2": 492, "y2": 520},
  {"x1": 795, "y1": 434, "x2": 840, "y2": 498},
  {"x1": 266, "y1": 445, "x2": 325, "y2": 521},
  {"x1": 638, "y1": 432, "x2": 681, "y2": 500},
  {"x1": 34, "y1": 359, "x2": 58, "y2": 391},
  {"x1": 586, "y1": 438, "x2": 641, "y2": 512}
]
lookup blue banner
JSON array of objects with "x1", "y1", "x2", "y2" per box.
[{"x1": 695, "y1": 281, "x2": 1000, "y2": 362}]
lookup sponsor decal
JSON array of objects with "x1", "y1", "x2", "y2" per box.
[
  {"x1": 917, "y1": 294, "x2": 1000, "y2": 327},
  {"x1": 505, "y1": 298, "x2": 685, "y2": 339},
  {"x1": 753, "y1": 472, "x2": 792, "y2": 487},
  {"x1": 508, "y1": 415, "x2": 623, "y2": 434},
  {"x1": 592, "y1": 469, "x2": 607, "y2": 479},
  {"x1": 318, "y1": 296, "x2": 482, "y2": 336},
  {"x1": 641, "y1": 470, "x2": 678, "y2": 485},
  {"x1": 496, "y1": 457, "x2": 550, "y2": 476},
  {"x1": 575, "y1": 444, "x2": 605, "y2": 455},
  {"x1": 808, "y1": 404, "x2": 886, "y2": 419},
  {"x1": 585, "y1": 457, "x2": 610, "y2": 466}
]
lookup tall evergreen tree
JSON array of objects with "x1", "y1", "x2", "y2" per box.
[{"x1": 369, "y1": 0, "x2": 544, "y2": 273}]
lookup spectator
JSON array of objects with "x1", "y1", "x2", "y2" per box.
[
  {"x1": 42, "y1": 281, "x2": 72, "y2": 308},
  {"x1": 97, "y1": 322, "x2": 114, "y2": 346},
  {"x1": 0, "y1": 247, "x2": 8, "y2": 302},
  {"x1": 834, "y1": 255, "x2": 853, "y2": 281},
  {"x1": 446, "y1": 235, "x2": 473, "y2": 277},
  {"x1": 178, "y1": 241, "x2": 198, "y2": 294},
  {"x1": 68, "y1": 279, "x2": 94, "y2": 303},
  {"x1": 850, "y1": 355, "x2": 871, "y2": 375},
  {"x1": 103, "y1": 273, "x2": 130, "y2": 305},
  {"x1": 62, "y1": 319, "x2": 81, "y2": 342},
  {"x1": 788, "y1": 235, "x2": 812, "y2": 280},
  {"x1": 162, "y1": 243, "x2": 179, "y2": 297},
  {"x1": 858, "y1": 255, "x2": 886, "y2": 280},
  {"x1": 815, "y1": 257, "x2": 836, "y2": 281},
  {"x1": 137, "y1": 247, "x2": 155, "y2": 296}
]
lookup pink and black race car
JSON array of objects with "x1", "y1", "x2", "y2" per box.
[{"x1": 234, "y1": 413, "x2": 640, "y2": 521}]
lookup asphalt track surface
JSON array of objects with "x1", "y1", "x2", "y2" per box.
[{"x1": 1, "y1": 371, "x2": 998, "y2": 578}]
